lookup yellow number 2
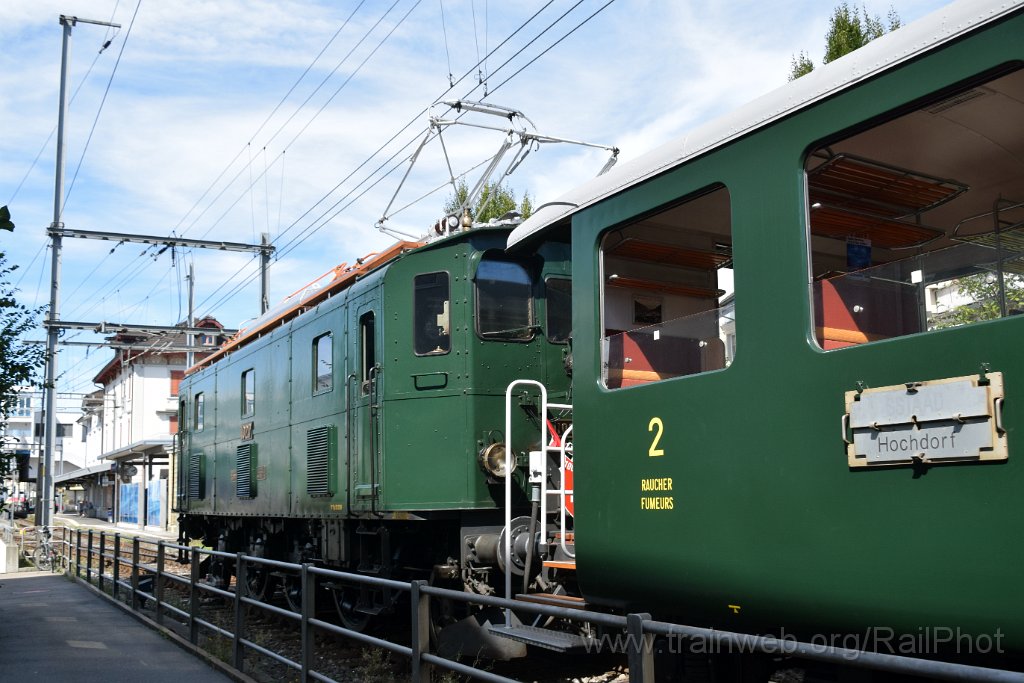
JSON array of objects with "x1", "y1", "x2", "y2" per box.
[{"x1": 648, "y1": 417, "x2": 665, "y2": 457}]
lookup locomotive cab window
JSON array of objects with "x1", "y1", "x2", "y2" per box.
[
  {"x1": 414, "y1": 272, "x2": 450, "y2": 355},
  {"x1": 194, "y1": 392, "x2": 205, "y2": 432},
  {"x1": 475, "y1": 255, "x2": 534, "y2": 341},
  {"x1": 241, "y1": 369, "x2": 255, "y2": 417},
  {"x1": 546, "y1": 277, "x2": 572, "y2": 344},
  {"x1": 313, "y1": 333, "x2": 333, "y2": 394},
  {"x1": 600, "y1": 184, "x2": 734, "y2": 389},
  {"x1": 807, "y1": 67, "x2": 1024, "y2": 350}
]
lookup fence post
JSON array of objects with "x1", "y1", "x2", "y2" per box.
[
  {"x1": 155, "y1": 541, "x2": 165, "y2": 626},
  {"x1": 189, "y1": 546, "x2": 200, "y2": 645},
  {"x1": 112, "y1": 532, "x2": 121, "y2": 600},
  {"x1": 87, "y1": 530, "x2": 94, "y2": 583},
  {"x1": 233, "y1": 553, "x2": 246, "y2": 672},
  {"x1": 410, "y1": 580, "x2": 433, "y2": 683},
  {"x1": 627, "y1": 613, "x2": 654, "y2": 683},
  {"x1": 130, "y1": 537, "x2": 140, "y2": 610},
  {"x1": 98, "y1": 532, "x2": 106, "y2": 593},
  {"x1": 75, "y1": 528, "x2": 81, "y2": 578},
  {"x1": 300, "y1": 564, "x2": 314, "y2": 683}
]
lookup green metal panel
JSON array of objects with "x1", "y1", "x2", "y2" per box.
[
  {"x1": 181, "y1": 227, "x2": 571, "y2": 521},
  {"x1": 571, "y1": 15, "x2": 1024, "y2": 652}
]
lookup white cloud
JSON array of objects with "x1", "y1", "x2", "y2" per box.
[{"x1": 0, "y1": 0, "x2": 953, "y2": 394}]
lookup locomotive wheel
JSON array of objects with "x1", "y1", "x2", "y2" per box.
[
  {"x1": 331, "y1": 583, "x2": 371, "y2": 632},
  {"x1": 283, "y1": 575, "x2": 303, "y2": 613},
  {"x1": 243, "y1": 562, "x2": 276, "y2": 602}
]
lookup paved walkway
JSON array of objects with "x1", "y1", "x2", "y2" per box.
[{"x1": 0, "y1": 570, "x2": 236, "y2": 682}]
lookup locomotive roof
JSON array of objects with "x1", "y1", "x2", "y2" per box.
[
  {"x1": 507, "y1": 0, "x2": 1024, "y2": 248},
  {"x1": 186, "y1": 225, "x2": 517, "y2": 375},
  {"x1": 186, "y1": 240, "x2": 423, "y2": 374}
]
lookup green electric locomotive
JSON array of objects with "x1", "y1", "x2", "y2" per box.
[
  {"x1": 507, "y1": 0, "x2": 1024, "y2": 673},
  {"x1": 176, "y1": 225, "x2": 572, "y2": 625}
]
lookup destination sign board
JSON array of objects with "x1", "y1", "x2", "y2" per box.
[{"x1": 844, "y1": 372, "x2": 1006, "y2": 468}]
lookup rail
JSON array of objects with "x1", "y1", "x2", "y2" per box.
[{"x1": 23, "y1": 528, "x2": 1024, "y2": 683}]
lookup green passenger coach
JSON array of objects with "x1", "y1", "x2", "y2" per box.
[{"x1": 507, "y1": 0, "x2": 1024, "y2": 673}]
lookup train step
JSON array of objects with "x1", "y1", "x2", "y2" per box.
[
  {"x1": 514, "y1": 592, "x2": 588, "y2": 610},
  {"x1": 486, "y1": 623, "x2": 592, "y2": 652},
  {"x1": 542, "y1": 559, "x2": 576, "y2": 571}
]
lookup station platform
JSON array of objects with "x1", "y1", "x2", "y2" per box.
[{"x1": 0, "y1": 570, "x2": 240, "y2": 682}]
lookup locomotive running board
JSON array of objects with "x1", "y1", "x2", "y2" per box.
[
  {"x1": 487, "y1": 623, "x2": 593, "y2": 652},
  {"x1": 514, "y1": 592, "x2": 587, "y2": 609}
]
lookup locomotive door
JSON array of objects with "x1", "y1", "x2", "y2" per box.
[{"x1": 348, "y1": 294, "x2": 382, "y2": 512}]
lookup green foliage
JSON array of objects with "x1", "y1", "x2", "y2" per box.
[
  {"x1": 790, "y1": 4, "x2": 901, "y2": 79},
  {"x1": 443, "y1": 179, "x2": 533, "y2": 225},
  {"x1": 788, "y1": 51, "x2": 815, "y2": 81},
  {"x1": 0, "y1": 207, "x2": 47, "y2": 479},
  {"x1": 931, "y1": 273, "x2": 1024, "y2": 329}
]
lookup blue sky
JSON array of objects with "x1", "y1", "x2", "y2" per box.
[{"x1": 1, "y1": 0, "x2": 951, "y2": 396}]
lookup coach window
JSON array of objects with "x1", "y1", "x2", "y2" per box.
[
  {"x1": 475, "y1": 255, "x2": 534, "y2": 341},
  {"x1": 313, "y1": 333, "x2": 333, "y2": 394},
  {"x1": 241, "y1": 369, "x2": 255, "y2": 417},
  {"x1": 194, "y1": 393, "x2": 205, "y2": 432},
  {"x1": 546, "y1": 277, "x2": 572, "y2": 343},
  {"x1": 600, "y1": 184, "x2": 734, "y2": 389},
  {"x1": 414, "y1": 272, "x2": 450, "y2": 355},
  {"x1": 807, "y1": 67, "x2": 1024, "y2": 350}
]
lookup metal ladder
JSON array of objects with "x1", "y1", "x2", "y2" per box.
[{"x1": 502, "y1": 380, "x2": 574, "y2": 615}]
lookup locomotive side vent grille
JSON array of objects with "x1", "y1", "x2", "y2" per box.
[
  {"x1": 188, "y1": 450, "x2": 203, "y2": 500},
  {"x1": 237, "y1": 443, "x2": 255, "y2": 499},
  {"x1": 307, "y1": 425, "x2": 333, "y2": 497}
]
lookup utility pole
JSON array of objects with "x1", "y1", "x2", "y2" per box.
[
  {"x1": 39, "y1": 15, "x2": 120, "y2": 528},
  {"x1": 187, "y1": 262, "x2": 195, "y2": 368},
  {"x1": 261, "y1": 233, "x2": 270, "y2": 314}
]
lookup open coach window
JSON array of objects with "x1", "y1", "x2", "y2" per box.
[
  {"x1": 475, "y1": 255, "x2": 534, "y2": 341},
  {"x1": 808, "y1": 67, "x2": 1024, "y2": 349},
  {"x1": 600, "y1": 184, "x2": 735, "y2": 389}
]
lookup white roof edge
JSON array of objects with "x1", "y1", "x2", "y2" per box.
[{"x1": 508, "y1": 0, "x2": 1024, "y2": 248}]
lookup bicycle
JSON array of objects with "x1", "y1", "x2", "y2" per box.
[{"x1": 32, "y1": 527, "x2": 57, "y2": 572}]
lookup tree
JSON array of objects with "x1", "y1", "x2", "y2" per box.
[
  {"x1": 789, "y1": 52, "x2": 815, "y2": 81},
  {"x1": 930, "y1": 272, "x2": 1024, "y2": 330},
  {"x1": 0, "y1": 206, "x2": 48, "y2": 484},
  {"x1": 789, "y1": 4, "x2": 901, "y2": 80},
  {"x1": 443, "y1": 179, "x2": 533, "y2": 226}
]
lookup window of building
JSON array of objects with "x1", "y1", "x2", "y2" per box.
[
  {"x1": 360, "y1": 312, "x2": 375, "y2": 395},
  {"x1": 600, "y1": 184, "x2": 734, "y2": 389},
  {"x1": 314, "y1": 333, "x2": 333, "y2": 394},
  {"x1": 546, "y1": 277, "x2": 572, "y2": 343},
  {"x1": 475, "y1": 256, "x2": 534, "y2": 341},
  {"x1": 194, "y1": 393, "x2": 205, "y2": 432},
  {"x1": 241, "y1": 369, "x2": 255, "y2": 417},
  {"x1": 56, "y1": 424, "x2": 73, "y2": 438},
  {"x1": 807, "y1": 67, "x2": 1024, "y2": 349},
  {"x1": 14, "y1": 396, "x2": 32, "y2": 418},
  {"x1": 414, "y1": 272, "x2": 451, "y2": 355},
  {"x1": 170, "y1": 370, "x2": 184, "y2": 396}
]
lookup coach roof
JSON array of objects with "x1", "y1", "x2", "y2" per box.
[{"x1": 507, "y1": 0, "x2": 1024, "y2": 249}]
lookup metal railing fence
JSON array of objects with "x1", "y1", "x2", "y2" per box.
[{"x1": 31, "y1": 527, "x2": 1024, "y2": 683}]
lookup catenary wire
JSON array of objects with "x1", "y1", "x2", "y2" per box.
[{"x1": 62, "y1": 0, "x2": 143, "y2": 217}]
